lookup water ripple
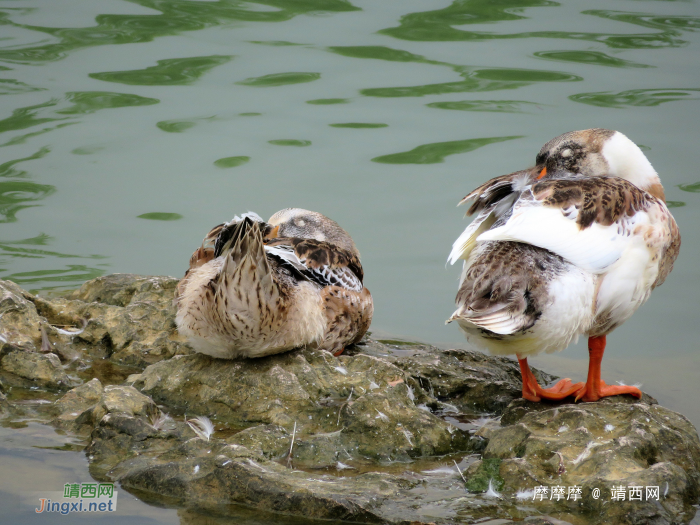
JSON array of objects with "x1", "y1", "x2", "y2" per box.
[
  {"x1": 679, "y1": 182, "x2": 700, "y2": 193},
  {"x1": 372, "y1": 136, "x2": 522, "y2": 164},
  {"x1": 570, "y1": 88, "x2": 700, "y2": 107},
  {"x1": 137, "y1": 212, "x2": 183, "y2": 220},
  {"x1": 0, "y1": 0, "x2": 359, "y2": 64},
  {"x1": 329, "y1": 123, "x2": 387, "y2": 128},
  {"x1": 426, "y1": 100, "x2": 545, "y2": 113},
  {"x1": 90, "y1": 55, "x2": 233, "y2": 86},
  {"x1": 0, "y1": 147, "x2": 50, "y2": 178},
  {"x1": 533, "y1": 50, "x2": 652, "y2": 68},
  {"x1": 584, "y1": 10, "x2": 700, "y2": 33},
  {"x1": 268, "y1": 139, "x2": 311, "y2": 146},
  {"x1": 214, "y1": 156, "x2": 251, "y2": 168},
  {"x1": 378, "y1": 1, "x2": 689, "y2": 49},
  {"x1": 0, "y1": 180, "x2": 56, "y2": 223},
  {"x1": 236, "y1": 72, "x2": 320, "y2": 87},
  {"x1": 362, "y1": 68, "x2": 580, "y2": 98}
]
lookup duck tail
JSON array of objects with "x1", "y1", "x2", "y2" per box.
[{"x1": 215, "y1": 214, "x2": 272, "y2": 286}]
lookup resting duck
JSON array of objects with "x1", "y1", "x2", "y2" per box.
[
  {"x1": 175, "y1": 208, "x2": 373, "y2": 359},
  {"x1": 447, "y1": 129, "x2": 680, "y2": 402}
]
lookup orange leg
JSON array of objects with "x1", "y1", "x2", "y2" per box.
[
  {"x1": 575, "y1": 335, "x2": 642, "y2": 402},
  {"x1": 517, "y1": 356, "x2": 584, "y2": 402},
  {"x1": 333, "y1": 348, "x2": 344, "y2": 357}
]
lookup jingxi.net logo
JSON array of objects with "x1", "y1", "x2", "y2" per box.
[{"x1": 35, "y1": 483, "x2": 117, "y2": 515}]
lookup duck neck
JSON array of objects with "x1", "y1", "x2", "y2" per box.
[{"x1": 603, "y1": 132, "x2": 665, "y2": 202}]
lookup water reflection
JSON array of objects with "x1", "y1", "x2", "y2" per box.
[
  {"x1": 679, "y1": 182, "x2": 700, "y2": 193},
  {"x1": 0, "y1": 77, "x2": 45, "y2": 95},
  {"x1": 426, "y1": 100, "x2": 545, "y2": 113},
  {"x1": 0, "y1": 234, "x2": 106, "y2": 292},
  {"x1": 328, "y1": 45, "x2": 581, "y2": 97},
  {"x1": 533, "y1": 50, "x2": 652, "y2": 68},
  {"x1": 90, "y1": 56, "x2": 233, "y2": 86},
  {"x1": 584, "y1": 10, "x2": 700, "y2": 32},
  {"x1": 329, "y1": 123, "x2": 388, "y2": 128},
  {"x1": 0, "y1": 92, "x2": 159, "y2": 140},
  {"x1": 0, "y1": 180, "x2": 55, "y2": 223},
  {"x1": 137, "y1": 212, "x2": 184, "y2": 220},
  {"x1": 214, "y1": 156, "x2": 251, "y2": 167},
  {"x1": 570, "y1": 88, "x2": 700, "y2": 107},
  {"x1": 268, "y1": 139, "x2": 311, "y2": 146},
  {"x1": 0, "y1": 147, "x2": 50, "y2": 178},
  {"x1": 157, "y1": 116, "x2": 216, "y2": 133},
  {"x1": 0, "y1": 0, "x2": 359, "y2": 64},
  {"x1": 362, "y1": 68, "x2": 579, "y2": 98},
  {"x1": 372, "y1": 136, "x2": 522, "y2": 165},
  {"x1": 306, "y1": 98, "x2": 349, "y2": 105},
  {"x1": 379, "y1": 0, "x2": 691, "y2": 49},
  {"x1": 236, "y1": 72, "x2": 321, "y2": 87},
  {"x1": 3, "y1": 265, "x2": 105, "y2": 289}
]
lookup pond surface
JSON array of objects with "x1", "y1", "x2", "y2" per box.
[{"x1": 1, "y1": 0, "x2": 699, "y2": 522}]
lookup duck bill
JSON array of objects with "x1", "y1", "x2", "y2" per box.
[{"x1": 263, "y1": 224, "x2": 280, "y2": 240}]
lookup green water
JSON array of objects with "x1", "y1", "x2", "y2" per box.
[{"x1": 1, "y1": 0, "x2": 699, "y2": 522}]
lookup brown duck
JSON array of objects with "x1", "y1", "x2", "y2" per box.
[{"x1": 175, "y1": 209, "x2": 373, "y2": 359}]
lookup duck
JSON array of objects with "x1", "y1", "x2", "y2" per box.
[
  {"x1": 447, "y1": 129, "x2": 680, "y2": 402},
  {"x1": 175, "y1": 208, "x2": 373, "y2": 359}
]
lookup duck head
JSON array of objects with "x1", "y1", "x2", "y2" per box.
[
  {"x1": 534, "y1": 128, "x2": 665, "y2": 201},
  {"x1": 265, "y1": 208, "x2": 360, "y2": 257}
]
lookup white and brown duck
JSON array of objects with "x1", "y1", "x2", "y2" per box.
[
  {"x1": 447, "y1": 129, "x2": 680, "y2": 402},
  {"x1": 175, "y1": 208, "x2": 373, "y2": 359}
]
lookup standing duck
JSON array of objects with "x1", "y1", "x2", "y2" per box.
[
  {"x1": 447, "y1": 129, "x2": 680, "y2": 402},
  {"x1": 175, "y1": 208, "x2": 373, "y2": 359}
]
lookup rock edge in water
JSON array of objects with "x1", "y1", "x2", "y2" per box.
[{"x1": 0, "y1": 275, "x2": 698, "y2": 525}]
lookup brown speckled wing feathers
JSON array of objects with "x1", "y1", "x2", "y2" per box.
[
  {"x1": 453, "y1": 242, "x2": 564, "y2": 336},
  {"x1": 531, "y1": 177, "x2": 656, "y2": 229},
  {"x1": 266, "y1": 237, "x2": 364, "y2": 291}
]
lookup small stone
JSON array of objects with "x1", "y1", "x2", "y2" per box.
[
  {"x1": 101, "y1": 385, "x2": 156, "y2": 417},
  {"x1": 0, "y1": 344, "x2": 74, "y2": 389},
  {"x1": 55, "y1": 378, "x2": 103, "y2": 423}
]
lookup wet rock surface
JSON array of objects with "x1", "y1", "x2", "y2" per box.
[
  {"x1": 0, "y1": 275, "x2": 698, "y2": 524},
  {"x1": 0, "y1": 274, "x2": 191, "y2": 373}
]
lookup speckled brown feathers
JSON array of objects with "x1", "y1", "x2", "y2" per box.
[
  {"x1": 460, "y1": 169, "x2": 536, "y2": 216},
  {"x1": 175, "y1": 210, "x2": 372, "y2": 359},
  {"x1": 454, "y1": 242, "x2": 566, "y2": 337},
  {"x1": 175, "y1": 222, "x2": 224, "y2": 306},
  {"x1": 532, "y1": 176, "x2": 657, "y2": 229},
  {"x1": 535, "y1": 128, "x2": 615, "y2": 175},
  {"x1": 266, "y1": 237, "x2": 364, "y2": 284},
  {"x1": 320, "y1": 286, "x2": 373, "y2": 355}
]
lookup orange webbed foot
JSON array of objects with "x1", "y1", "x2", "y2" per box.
[
  {"x1": 519, "y1": 357, "x2": 584, "y2": 402},
  {"x1": 332, "y1": 348, "x2": 345, "y2": 357},
  {"x1": 530, "y1": 378, "x2": 586, "y2": 402},
  {"x1": 574, "y1": 380, "x2": 642, "y2": 402},
  {"x1": 575, "y1": 335, "x2": 643, "y2": 402}
]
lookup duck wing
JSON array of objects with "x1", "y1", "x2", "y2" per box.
[
  {"x1": 477, "y1": 176, "x2": 676, "y2": 274},
  {"x1": 450, "y1": 241, "x2": 568, "y2": 336},
  {"x1": 265, "y1": 238, "x2": 364, "y2": 292},
  {"x1": 448, "y1": 169, "x2": 536, "y2": 265},
  {"x1": 458, "y1": 169, "x2": 534, "y2": 215}
]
